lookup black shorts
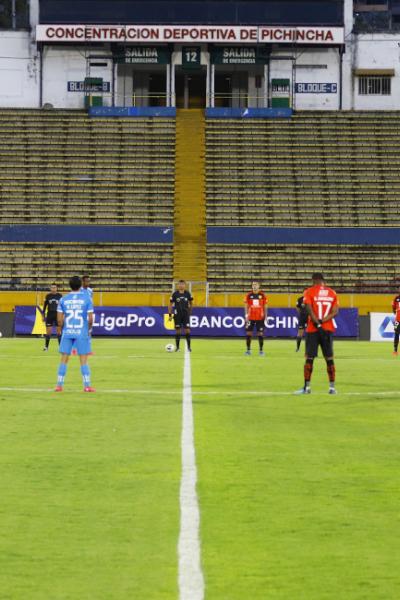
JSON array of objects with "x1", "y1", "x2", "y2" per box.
[
  {"x1": 174, "y1": 313, "x2": 190, "y2": 329},
  {"x1": 45, "y1": 313, "x2": 58, "y2": 327},
  {"x1": 246, "y1": 320, "x2": 264, "y2": 333},
  {"x1": 395, "y1": 321, "x2": 400, "y2": 335},
  {"x1": 298, "y1": 314, "x2": 308, "y2": 329},
  {"x1": 305, "y1": 330, "x2": 334, "y2": 359}
]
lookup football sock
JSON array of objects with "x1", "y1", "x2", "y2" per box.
[
  {"x1": 326, "y1": 359, "x2": 335, "y2": 383},
  {"x1": 246, "y1": 336, "x2": 251, "y2": 350},
  {"x1": 45, "y1": 335, "x2": 50, "y2": 348},
  {"x1": 57, "y1": 363, "x2": 67, "y2": 387},
  {"x1": 185, "y1": 333, "x2": 191, "y2": 350},
  {"x1": 304, "y1": 358, "x2": 314, "y2": 387},
  {"x1": 394, "y1": 333, "x2": 399, "y2": 352},
  {"x1": 258, "y1": 336, "x2": 264, "y2": 350},
  {"x1": 81, "y1": 364, "x2": 91, "y2": 388},
  {"x1": 296, "y1": 336, "x2": 301, "y2": 350},
  {"x1": 175, "y1": 333, "x2": 181, "y2": 349},
  {"x1": 57, "y1": 335, "x2": 61, "y2": 345}
]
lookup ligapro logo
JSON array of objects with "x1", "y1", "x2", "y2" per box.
[
  {"x1": 378, "y1": 315, "x2": 395, "y2": 339},
  {"x1": 93, "y1": 312, "x2": 156, "y2": 332}
]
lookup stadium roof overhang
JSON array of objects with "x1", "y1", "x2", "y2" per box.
[{"x1": 353, "y1": 68, "x2": 395, "y2": 76}]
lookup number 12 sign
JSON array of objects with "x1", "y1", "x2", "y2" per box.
[{"x1": 182, "y1": 46, "x2": 201, "y2": 68}]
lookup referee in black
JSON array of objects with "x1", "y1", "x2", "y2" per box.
[
  {"x1": 168, "y1": 280, "x2": 193, "y2": 352},
  {"x1": 42, "y1": 283, "x2": 63, "y2": 351},
  {"x1": 295, "y1": 294, "x2": 308, "y2": 352}
]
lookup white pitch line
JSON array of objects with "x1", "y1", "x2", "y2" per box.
[
  {"x1": 0, "y1": 386, "x2": 180, "y2": 395},
  {"x1": 193, "y1": 389, "x2": 400, "y2": 398},
  {"x1": 178, "y1": 348, "x2": 204, "y2": 600},
  {"x1": 1, "y1": 387, "x2": 399, "y2": 399}
]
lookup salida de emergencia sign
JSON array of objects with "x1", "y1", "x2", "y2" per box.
[
  {"x1": 114, "y1": 46, "x2": 171, "y2": 64},
  {"x1": 211, "y1": 47, "x2": 269, "y2": 64}
]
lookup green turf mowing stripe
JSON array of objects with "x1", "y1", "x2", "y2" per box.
[
  {"x1": 0, "y1": 338, "x2": 183, "y2": 600},
  {"x1": 192, "y1": 339, "x2": 400, "y2": 600}
]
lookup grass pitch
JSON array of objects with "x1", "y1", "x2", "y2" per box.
[{"x1": 1, "y1": 337, "x2": 400, "y2": 599}]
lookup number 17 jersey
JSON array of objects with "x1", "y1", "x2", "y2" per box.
[
  {"x1": 57, "y1": 290, "x2": 94, "y2": 339},
  {"x1": 303, "y1": 284, "x2": 338, "y2": 333}
]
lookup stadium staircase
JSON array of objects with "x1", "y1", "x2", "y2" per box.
[{"x1": 173, "y1": 109, "x2": 207, "y2": 282}]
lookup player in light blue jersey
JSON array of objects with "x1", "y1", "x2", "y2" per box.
[
  {"x1": 82, "y1": 274, "x2": 93, "y2": 300},
  {"x1": 82, "y1": 274, "x2": 94, "y2": 355},
  {"x1": 71, "y1": 274, "x2": 94, "y2": 356},
  {"x1": 55, "y1": 275, "x2": 95, "y2": 392}
]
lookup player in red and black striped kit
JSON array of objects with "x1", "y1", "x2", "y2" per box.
[
  {"x1": 391, "y1": 292, "x2": 400, "y2": 356},
  {"x1": 244, "y1": 281, "x2": 268, "y2": 356},
  {"x1": 295, "y1": 273, "x2": 339, "y2": 395}
]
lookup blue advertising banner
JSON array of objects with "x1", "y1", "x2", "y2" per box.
[
  {"x1": 15, "y1": 306, "x2": 359, "y2": 338},
  {"x1": 205, "y1": 107, "x2": 293, "y2": 119},
  {"x1": 89, "y1": 107, "x2": 177, "y2": 118}
]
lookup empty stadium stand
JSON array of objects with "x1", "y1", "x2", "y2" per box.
[
  {"x1": 205, "y1": 111, "x2": 400, "y2": 294},
  {"x1": 0, "y1": 242, "x2": 172, "y2": 291},
  {"x1": 207, "y1": 244, "x2": 400, "y2": 293},
  {"x1": 0, "y1": 109, "x2": 175, "y2": 292},
  {"x1": 206, "y1": 111, "x2": 400, "y2": 227},
  {"x1": 0, "y1": 109, "x2": 175, "y2": 226},
  {"x1": 1, "y1": 108, "x2": 399, "y2": 296}
]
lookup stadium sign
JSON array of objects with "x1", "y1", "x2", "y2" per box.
[
  {"x1": 370, "y1": 312, "x2": 396, "y2": 341},
  {"x1": 114, "y1": 46, "x2": 171, "y2": 64},
  {"x1": 36, "y1": 25, "x2": 344, "y2": 45},
  {"x1": 211, "y1": 47, "x2": 269, "y2": 65},
  {"x1": 15, "y1": 306, "x2": 358, "y2": 338},
  {"x1": 67, "y1": 81, "x2": 111, "y2": 92},
  {"x1": 295, "y1": 83, "x2": 337, "y2": 93}
]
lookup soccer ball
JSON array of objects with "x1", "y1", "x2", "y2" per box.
[{"x1": 165, "y1": 343, "x2": 175, "y2": 352}]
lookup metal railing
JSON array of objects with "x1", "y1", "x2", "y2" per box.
[
  {"x1": 131, "y1": 93, "x2": 168, "y2": 107},
  {"x1": 83, "y1": 91, "x2": 275, "y2": 109},
  {"x1": 212, "y1": 93, "x2": 270, "y2": 108}
]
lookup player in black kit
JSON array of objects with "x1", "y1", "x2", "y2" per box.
[
  {"x1": 168, "y1": 280, "x2": 193, "y2": 351},
  {"x1": 42, "y1": 283, "x2": 63, "y2": 351},
  {"x1": 295, "y1": 295, "x2": 308, "y2": 352}
]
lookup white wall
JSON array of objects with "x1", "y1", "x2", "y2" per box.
[
  {"x1": 269, "y1": 48, "x2": 342, "y2": 111},
  {"x1": 352, "y1": 34, "x2": 400, "y2": 110},
  {"x1": 2, "y1": 0, "x2": 400, "y2": 112},
  {"x1": 293, "y1": 48, "x2": 340, "y2": 110},
  {"x1": 30, "y1": 0, "x2": 39, "y2": 31},
  {"x1": 0, "y1": 31, "x2": 39, "y2": 107},
  {"x1": 42, "y1": 46, "x2": 113, "y2": 108}
]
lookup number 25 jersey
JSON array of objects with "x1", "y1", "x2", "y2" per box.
[
  {"x1": 57, "y1": 290, "x2": 94, "y2": 338},
  {"x1": 303, "y1": 284, "x2": 338, "y2": 333}
]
